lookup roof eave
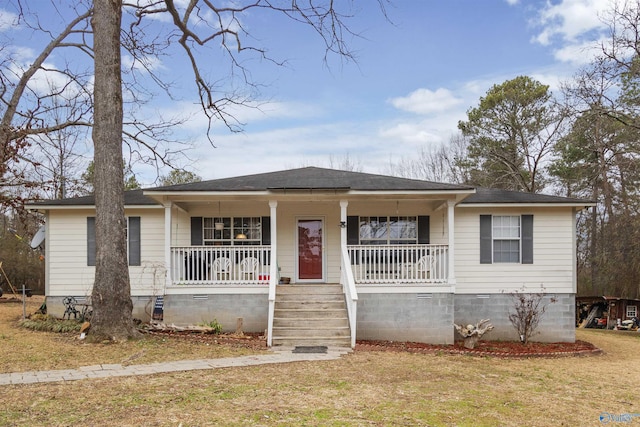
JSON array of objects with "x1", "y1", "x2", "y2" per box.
[
  {"x1": 25, "y1": 204, "x2": 163, "y2": 211},
  {"x1": 142, "y1": 188, "x2": 477, "y2": 202},
  {"x1": 458, "y1": 202, "x2": 596, "y2": 209}
]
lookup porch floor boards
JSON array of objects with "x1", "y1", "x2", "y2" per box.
[{"x1": 272, "y1": 283, "x2": 351, "y2": 348}]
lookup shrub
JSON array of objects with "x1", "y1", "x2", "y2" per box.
[
  {"x1": 506, "y1": 286, "x2": 556, "y2": 345},
  {"x1": 19, "y1": 314, "x2": 82, "y2": 333},
  {"x1": 200, "y1": 319, "x2": 223, "y2": 334}
]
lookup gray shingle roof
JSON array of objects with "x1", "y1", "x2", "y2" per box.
[
  {"x1": 26, "y1": 189, "x2": 159, "y2": 207},
  {"x1": 146, "y1": 167, "x2": 475, "y2": 192},
  {"x1": 26, "y1": 167, "x2": 593, "y2": 207},
  {"x1": 459, "y1": 187, "x2": 593, "y2": 205}
]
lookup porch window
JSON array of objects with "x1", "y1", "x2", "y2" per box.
[
  {"x1": 627, "y1": 305, "x2": 637, "y2": 318},
  {"x1": 203, "y1": 217, "x2": 261, "y2": 246},
  {"x1": 359, "y1": 216, "x2": 417, "y2": 245}
]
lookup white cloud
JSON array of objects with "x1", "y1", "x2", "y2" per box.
[
  {"x1": 122, "y1": 54, "x2": 164, "y2": 72},
  {"x1": 551, "y1": 38, "x2": 605, "y2": 65},
  {"x1": 505, "y1": 0, "x2": 519, "y2": 5},
  {"x1": 531, "y1": 1, "x2": 618, "y2": 66},
  {"x1": 7, "y1": 59, "x2": 89, "y2": 101},
  {"x1": 388, "y1": 88, "x2": 462, "y2": 115},
  {"x1": 379, "y1": 120, "x2": 454, "y2": 147},
  {"x1": 164, "y1": 99, "x2": 325, "y2": 137},
  {"x1": 534, "y1": 0, "x2": 610, "y2": 46},
  {"x1": 185, "y1": 121, "x2": 384, "y2": 179},
  {"x1": 0, "y1": 9, "x2": 18, "y2": 32}
]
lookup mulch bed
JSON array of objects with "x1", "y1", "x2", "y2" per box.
[
  {"x1": 145, "y1": 330, "x2": 602, "y2": 358},
  {"x1": 144, "y1": 330, "x2": 270, "y2": 351},
  {"x1": 355, "y1": 339, "x2": 603, "y2": 358}
]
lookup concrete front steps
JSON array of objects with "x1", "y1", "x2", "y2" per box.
[{"x1": 271, "y1": 283, "x2": 351, "y2": 348}]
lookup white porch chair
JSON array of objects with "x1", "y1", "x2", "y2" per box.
[
  {"x1": 239, "y1": 256, "x2": 259, "y2": 281},
  {"x1": 399, "y1": 263, "x2": 415, "y2": 280},
  {"x1": 416, "y1": 255, "x2": 436, "y2": 280},
  {"x1": 211, "y1": 257, "x2": 231, "y2": 281}
]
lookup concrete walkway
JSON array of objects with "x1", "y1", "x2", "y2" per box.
[{"x1": 0, "y1": 347, "x2": 351, "y2": 386}]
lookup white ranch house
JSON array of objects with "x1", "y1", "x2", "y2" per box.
[{"x1": 28, "y1": 167, "x2": 592, "y2": 347}]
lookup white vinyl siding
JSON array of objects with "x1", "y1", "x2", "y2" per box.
[
  {"x1": 46, "y1": 208, "x2": 165, "y2": 297},
  {"x1": 455, "y1": 207, "x2": 575, "y2": 294}
]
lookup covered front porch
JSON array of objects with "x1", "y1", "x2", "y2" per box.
[{"x1": 151, "y1": 194, "x2": 461, "y2": 347}]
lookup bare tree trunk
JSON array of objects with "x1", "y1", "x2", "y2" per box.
[{"x1": 90, "y1": 0, "x2": 138, "y2": 341}]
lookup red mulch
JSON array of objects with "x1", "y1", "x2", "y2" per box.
[
  {"x1": 145, "y1": 330, "x2": 602, "y2": 358},
  {"x1": 356, "y1": 339, "x2": 603, "y2": 358}
]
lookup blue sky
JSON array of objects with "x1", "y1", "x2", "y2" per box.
[
  {"x1": 179, "y1": 0, "x2": 611, "y2": 181},
  {"x1": 0, "y1": 0, "x2": 615, "y2": 183}
]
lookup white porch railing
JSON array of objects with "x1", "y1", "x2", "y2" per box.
[
  {"x1": 341, "y1": 245, "x2": 358, "y2": 348},
  {"x1": 171, "y1": 246, "x2": 271, "y2": 284},
  {"x1": 171, "y1": 244, "x2": 448, "y2": 285},
  {"x1": 347, "y1": 244, "x2": 448, "y2": 284}
]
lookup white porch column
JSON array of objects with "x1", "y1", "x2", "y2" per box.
[
  {"x1": 340, "y1": 200, "x2": 348, "y2": 249},
  {"x1": 164, "y1": 202, "x2": 172, "y2": 287},
  {"x1": 269, "y1": 200, "x2": 278, "y2": 272},
  {"x1": 447, "y1": 199, "x2": 456, "y2": 286},
  {"x1": 267, "y1": 200, "x2": 278, "y2": 347}
]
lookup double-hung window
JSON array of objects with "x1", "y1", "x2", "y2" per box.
[
  {"x1": 358, "y1": 216, "x2": 417, "y2": 245},
  {"x1": 191, "y1": 216, "x2": 270, "y2": 246},
  {"x1": 480, "y1": 214, "x2": 533, "y2": 264},
  {"x1": 492, "y1": 216, "x2": 521, "y2": 263},
  {"x1": 87, "y1": 216, "x2": 141, "y2": 266},
  {"x1": 627, "y1": 305, "x2": 637, "y2": 319},
  {"x1": 202, "y1": 216, "x2": 262, "y2": 246},
  {"x1": 346, "y1": 215, "x2": 430, "y2": 245}
]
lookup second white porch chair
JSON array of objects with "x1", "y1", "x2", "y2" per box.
[
  {"x1": 239, "y1": 256, "x2": 259, "y2": 281},
  {"x1": 399, "y1": 263, "x2": 415, "y2": 280},
  {"x1": 211, "y1": 257, "x2": 231, "y2": 281}
]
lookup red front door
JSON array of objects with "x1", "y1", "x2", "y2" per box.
[{"x1": 298, "y1": 219, "x2": 323, "y2": 280}]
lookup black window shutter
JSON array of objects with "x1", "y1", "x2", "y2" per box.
[
  {"x1": 191, "y1": 217, "x2": 203, "y2": 245},
  {"x1": 87, "y1": 217, "x2": 96, "y2": 266},
  {"x1": 128, "y1": 216, "x2": 141, "y2": 266},
  {"x1": 261, "y1": 216, "x2": 271, "y2": 245},
  {"x1": 418, "y1": 216, "x2": 430, "y2": 244},
  {"x1": 480, "y1": 215, "x2": 492, "y2": 264},
  {"x1": 261, "y1": 216, "x2": 271, "y2": 265},
  {"x1": 346, "y1": 216, "x2": 359, "y2": 245},
  {"x1": 521, "y1": 214, "x2": 533, "y2": 264}
]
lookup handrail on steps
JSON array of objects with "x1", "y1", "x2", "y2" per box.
[{"x1": 341, "y1": 246, "x2": 358, "y2": 348}]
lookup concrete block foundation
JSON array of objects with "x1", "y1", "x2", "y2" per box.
[
  {"x1": 454, "y1": 293, "x2": 575, "y2": 343},
  {"x1": 356, "y1": 293, "x2": 455, "y2": 344}
]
